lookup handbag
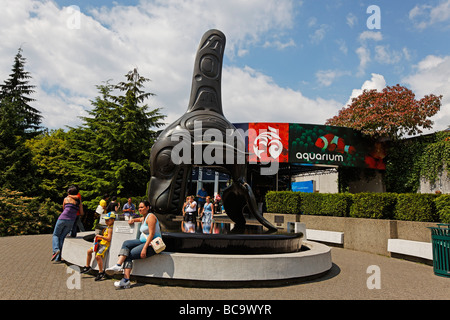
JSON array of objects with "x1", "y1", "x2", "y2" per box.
[{"x1": 150, "y1": 236, "x2": 166, "y2": 254}]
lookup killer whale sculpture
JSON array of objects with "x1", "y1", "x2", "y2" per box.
[{"x1": 148, "y1": 29, "x2": 276, "y2": 231}]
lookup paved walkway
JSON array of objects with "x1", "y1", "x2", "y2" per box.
[{"x1": 0, "y1": 234, "x2": 448, "y2": 301}]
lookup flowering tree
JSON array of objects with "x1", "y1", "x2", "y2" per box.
[{"x1": 326, "y1": 85, "x2": 442, "y2": 140}]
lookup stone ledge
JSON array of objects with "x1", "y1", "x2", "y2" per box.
[
  {"x1": 62, "y1": 228, "x2": 333, "y2": 285},
  {"x1": 387, "y1": 239, "x2": 432, "y2": 260},
  {"x1": 306, "y1": 229, "x2": 344, "y2": 244}
]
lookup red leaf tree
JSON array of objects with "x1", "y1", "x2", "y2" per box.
[{"x1": 326, "y1": 85, "x2": 442, "y2": 140}]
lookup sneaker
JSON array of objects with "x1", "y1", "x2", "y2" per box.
[
  {"x1": 80, "y1": 266, "x2": 91, "y2": 274},
  {"x1": 114, "y1": 278, "x2": 130, "y2": 289},
  {"x1": 105, "y1": 264, "x2": 123, "y2": 276},
  {"x1": 95, "y1": 272, "x2": 106, "y2": 281},
  {"x1": 51, "y1": 250, "x2": 60, "y2": 261}
]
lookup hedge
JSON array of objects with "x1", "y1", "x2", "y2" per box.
[
  {"x1": 435, "y1": 194, "x2": 450, "y2": 223},
  {"x1": 349, "y1": 193, "x2": 397, "y2": 219},
  {"x1": 394, "y1": 194, "x2": 438, "y2": 222},
  {"x1": 315, "y1": 193, "x2": 352, "y2": 217},
  {"x1": 265, "y1": 191, "x2": 446, "y2": 223},
  {"x1": 265, "y1": 191, "x2": 353, "y2": 217},
  {"x1": 265, "y1": 191, "x2": 301, "y2": 214}
]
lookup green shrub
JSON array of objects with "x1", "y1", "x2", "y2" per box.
[
  {"x1": 349, "y1": 193, "x2": 397, "y2": 219},
  {"x1": 265, "y1": 191, "x2": 301, "y2": 214},
  {"x1": 265, "y1": 191, "x2": 448, "y2": 222},
  {"x1": 268, "y1": 192, "x2": 353, "y2": 217},
  {"x1": 434, "y1": 194, "x2": 450, "y2": 223},
  {"x1": 300, "y1": 193, "x2": 324, "y2": 215},
  {"x1": 394, "y1": 194, "x2": 439, "y2": 222},
  {"x1": 0, "y1": 188, "x2": 60, "y2": 236},
  {"x1": 321, "y1": 193, "x2": 353, "y2": 217}
]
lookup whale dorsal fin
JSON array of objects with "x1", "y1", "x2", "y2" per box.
[{"x1": 187, "y1": 29, "x2": 226, "y2": 116}]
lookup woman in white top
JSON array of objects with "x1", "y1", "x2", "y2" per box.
[{"x1": 182, "y1": 195, "x2": 197, "y2": 222}]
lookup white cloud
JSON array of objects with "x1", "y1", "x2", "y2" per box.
[
  {"x1": 309, "y1": 24, "x2": 329, "y2": 44},
  {"x1": 308, "y1": 17, "x2": 317, "y2": 28},
  {"x1": 346, "y1": 73, "x2": 386, "y2": 107},
  {"x1": 416, "y1": 55, "x2": 445, "y2": 71},
  {"x1": 355, "y1": 31, "x2": 410, "y2": 76},
  {"x1": 358, "y1": 31, "x2": 383, "y2": 42},
  {"x1": 0, "y1": 0, "x2": 297, "y2": 129},
  {"x1": 2, "y1": 0, "x2": 445, "y2": 135},
  {"x1": 403, "y1": 55, "x2": 450, "y2": 132},
  {"x1": 223, "y1": 66, "x2": 342, "y2": 125},
  {"x1": 402, "y1": 47, "x2": 412, "y2": 61},
  {"x1": 0, "y1": 1, "x2": 128, "y2": 128},
  {"x1": 336, "y1": 39, "x2": 348, "y2": 55},
  {"x1": 263, "y1": 39, "x2": 296, "y2": 50},
  {"x1": 355, "y1": 46, "x2": 371, "y2": 76},
  {"x1": 409, "y1": 0, "x2": 450, "y2": 30},
  {"x1": 374, "y1": 45, "x2": 402, "y2": 64},
  {"x1": 354, "y1": 31, "x2": 383, "y2": 76},
  {"x1": 346, "y1": 13, "x2": 357, "y2": 28},
  {"x1": 315, "y1": 69, "x2": 350, "y2": 87},
  {"x1": 403, "y1": 55, "x2": 450, "y2": 98}
]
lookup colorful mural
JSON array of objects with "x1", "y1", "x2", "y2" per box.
[{"x1": 233, "y1": 122, "x2": 386, "y2": 170}]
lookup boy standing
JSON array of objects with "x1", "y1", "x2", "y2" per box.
[{"x1": 81, "y1": 212, "x2": 115, "y2": 281}]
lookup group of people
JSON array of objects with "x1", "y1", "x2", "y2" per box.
[
  {"x1": 51, "y1": 187, "x2": 162, "y2": 289},
  {"x1": 50, "y1": 186, "x2": 223, "y2": 288},
  {"x1": 182, "y1": 187, "x2": 222, "y2": 224},
  {"x1": 96, "y1": 195, "x2": 138, "y2": 220}
]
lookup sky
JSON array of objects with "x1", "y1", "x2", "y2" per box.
[{"x1": 1, "y1": 0, "x2": 449, "y2": 134}]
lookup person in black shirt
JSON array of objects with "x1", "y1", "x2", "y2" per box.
[{"x1": 106, "y1": 196, "x2": 120, "y2": 213}]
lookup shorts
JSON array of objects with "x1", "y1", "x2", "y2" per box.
[
  {"x1": 184, "y1": 212, "x2": 196, "y2": 223},
  {"x1": 90, "y1": 244, "x2": 109, "y2": 258}
]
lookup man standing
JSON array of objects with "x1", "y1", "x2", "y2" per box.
[
  {"x1": 196, "y1": 187, "x2": 208, "y2": 213},
  {"x1": 122, "y1": 197, "x2": 136, "y2": 220}
]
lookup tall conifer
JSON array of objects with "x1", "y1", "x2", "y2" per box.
[
  {"x1": 0, "y1": 48, "x2": 40, "y2": 193},
  {"x1": 69, "y1": 69, "x2": 165, "y2": 205},
  {"x1": 0, "y1": 48, "x2": 42, "y2": 137}
]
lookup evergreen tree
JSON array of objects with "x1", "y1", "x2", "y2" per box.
[
  {"x1": 0, "y1": 47, "x2": 42, "y2": 137},
  {"x1": 0, "y1": 99, "x2": 37, "y2": 193},
  {"x1": 69, "y1": 69, "x2": 165, "y2": 207},
  {"x1": 0, "y1": 48, "x2": 40, "y2": 194}
]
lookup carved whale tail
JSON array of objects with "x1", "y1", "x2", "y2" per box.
[{"x1": 187, "y1": 29, "x2": 226, "y2": 115}]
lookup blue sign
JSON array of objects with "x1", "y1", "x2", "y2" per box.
[{"x1": 291, "y1": 180, "x2": 314, "y2": 193}]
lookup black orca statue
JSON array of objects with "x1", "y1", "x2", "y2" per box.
[{"x1": 147, "y1": 29, "x2": 276, "y2": 231}]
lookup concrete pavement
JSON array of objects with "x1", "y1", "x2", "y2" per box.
[{"x1": 0, "y1": 233, "x2": 448, "y2": 300}]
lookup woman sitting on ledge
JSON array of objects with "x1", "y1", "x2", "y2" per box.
[{"x1": 105, "y1": 200, "x2": 161, "y2": 289}]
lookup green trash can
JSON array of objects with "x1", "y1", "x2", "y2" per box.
[{"x1": 428, "y1": 224, "x2": 450, "y2": 278}]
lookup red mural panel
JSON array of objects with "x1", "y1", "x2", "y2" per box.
[{"x1": 248, "y1": 123, "x2": 289, "y2": 163}]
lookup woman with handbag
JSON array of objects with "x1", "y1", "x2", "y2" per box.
[{"x1": 105, "y1": 200, "x2": 164, "y2": 288}]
